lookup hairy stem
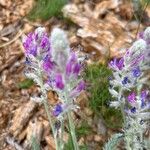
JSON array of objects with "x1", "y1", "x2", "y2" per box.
[{"x1": 37, "y1": 60, "x2": 59, "y2": 150}]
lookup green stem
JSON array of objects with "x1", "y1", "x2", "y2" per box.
[
  {"x1": 60, "y1": 120, "x2": 64, "y2": 150},
  {"x1": 67, "y1": 112, "x2": 79, "y2": 150}
]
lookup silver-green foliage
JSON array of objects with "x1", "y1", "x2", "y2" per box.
[{"x1": 103, "y1": 133, "x2": 123, "y2": 150}]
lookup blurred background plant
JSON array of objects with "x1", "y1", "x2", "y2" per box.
[
  {"x1": 84, "y1": 63, "x2": 123, "y2": 129},
  {"x1": 28, "y1": 0, "x2": 68, "y2": 20}
]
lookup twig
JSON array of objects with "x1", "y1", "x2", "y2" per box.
[
  {"x1": 6, "y1": 136, "x2": 24, "y2": 150},
  {"x1": 0, "y1": 30, "x2": 23, "y2": 48}
]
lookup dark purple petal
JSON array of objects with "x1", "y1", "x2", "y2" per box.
[
  {"x1": 130, "y1": 107, "x2": 136, "y2": 113},
  {"x1": 132, "y1": 67, "x2": 141, "y2": 77},
  {"x1": 122, "y1": 77, "x2": 128, "y2": 85},
  {"x1": 66, "y1": 61, "x2": 72, "y2": 76},
  {"x1": 43, "y1": 55, "x2": 54, "y2": 72},
  {"x1": 117, "y1": 58, "x2": 124, "y2": 70},
  {"x1": 77, "y1": 81, "x2": 86, "y2": 92},
  {"x1": 40, "y1": 36, "x2": 50, "y2": 49},
  {"x1": 55, "y1": 74, "x2": 64, "y2": 90},
  {"x1": 66, "y1": 52, "x2": 78, "y2": 76},
  {"x1": 109, "y1": 58, "x2": 124, "y2": 70},
  {"x1": 73, "y1": 63, "x2": 81, "y2": 75},
  {"x1": 141, "y1": 90, "x2": 148, "y2": 100},
  {"x1": 52, "y1": 104, "x2": 63, "y2": 116}
]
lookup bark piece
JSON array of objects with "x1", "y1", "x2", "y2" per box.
[
  {"x1": 45, "y1": 136, "x2": 55, "y2": 150},
  {"x1": 62, "y1": 2, "x2": 135, "y2": 59},
  {"x1": 9, "y1": 101, "x2": 38, "y2": 137},
  {"x1": 24, "y1": 119, "x2": 44, "y2": 149}
]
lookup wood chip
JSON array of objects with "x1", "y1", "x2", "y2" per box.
[
  {"x1": 45, "y1": 136, "x2": 56, "y2": 150},
  {"x1": 9, "y1": 101, "x2": 38, "y2": 137}
]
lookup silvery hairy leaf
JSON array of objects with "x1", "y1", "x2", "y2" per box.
[{"x1": 109, "y1": 89, "x2": 119, "y2": 97}]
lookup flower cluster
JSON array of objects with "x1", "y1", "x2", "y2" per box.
[
  {"x1": 23, "y1": 27, "x2": 85, "y2": 119},
  {"x1": 108, "y1": 27, "x2": 150, "y2": 149}
]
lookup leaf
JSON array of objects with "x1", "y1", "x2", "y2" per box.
[
  {"x1": 103, "y1": 133, "x2": 123, "y2": 150},
  {"x1": 109, "y1": 89, "x2": 118, "y2": 97}
]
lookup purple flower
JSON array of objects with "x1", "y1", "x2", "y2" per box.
[
  {"x1": 130, "y1": 107, "x2": 136, "y2": 113},
  {"x1": 55, "y1": 74, "x2": 64, "y2": 90},
  {"x1": 76, "y1": 81, "x2": 86, "y2": 92},
  {"x1": 73, "y1": 63, "x2": 81, "y2": 75},
  {"x1": 109, "y1": 58, "x2": 124, "y2": 70},
  {"x1": 52, "y1": 104, "x2": 63, "y2": 116},
  {"x1": 141, "y1": 90, "x2": 148, "y2": 101},
  {"x1": 42, "y1": 55, "x2": 54, "y2": 72},
  {"x1": 138, "y1": 32, "x2": 144, "y2": 39},
  {"x1": 122, "y1": 77, "x2": 128, "y2": 85},
  {"x1": 69, "y1": 80, "x2": 85, "y2": 98},
  {"x1": 128, "y1": 92, "x2": 136, "y2": 103},
  {"x1": 23, "y1": 28, "x2": 51, "y2": 57},
  {"x1": 140, "y1": 90, "x2": 148, "y2": 108},
  {"x1": 23, "y1": 33, "x2": 38, "y2": 56},
  {"x1": 132, "y1": 67, "x2": 141, "y2": 77},
  {"x1": 40, "y1": 35, "x2": 50, "y2": 50},
  {"x1": 66, "y1": 52, "x2": 77, "y2": 76}
]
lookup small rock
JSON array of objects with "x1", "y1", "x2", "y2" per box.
[
  {"x1": 94, "y1": 135, "x2": 102, "y2": 142},
  {"x1": 78, "y1": 137, "x2": 85, "y2": 145}
]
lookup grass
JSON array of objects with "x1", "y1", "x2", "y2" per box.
[
  {"x1": 17, "y1": 78, "x2": 34, "y2": 89},
  {"x1": 76, "y1": 121, "x2": 92, "y2": 137},
  {"x1": 84, "y1": 63, "x2": 112, "y2": 114},
  {"x1": 84, "y1": 63, "x2": 123, "y2": 128},
  {"x1": 28, "y1": 0, "x2": 68, "y2": 21}
]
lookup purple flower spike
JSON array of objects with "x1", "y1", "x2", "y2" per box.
[
  {"x1": 55, "y1": 74, "x2": 65, "y2": 90},
  {"x1": 52, "y1": 104, "x2": 63, "y2": 116},
  {"x1": 132, "y1": 67, "x2": 141, "y2": 78},
  {"x1": 128, "y1": 92, "x2": 136, "y2": 103}
]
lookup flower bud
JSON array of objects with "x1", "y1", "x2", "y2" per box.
[
  {"x1": 50, "y1": 28, "x2": 70, "y2": 70},
  {"x1": 51, "y1": 28, "x2": 69, "y2": 55}
]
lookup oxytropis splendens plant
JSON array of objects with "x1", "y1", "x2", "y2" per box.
[
  {"x1": 23, "y1": 27, "x2": 85, "y2": 150},
  {"x1": 104, "y1": 27, "x2": 150, "y2": 150}
]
